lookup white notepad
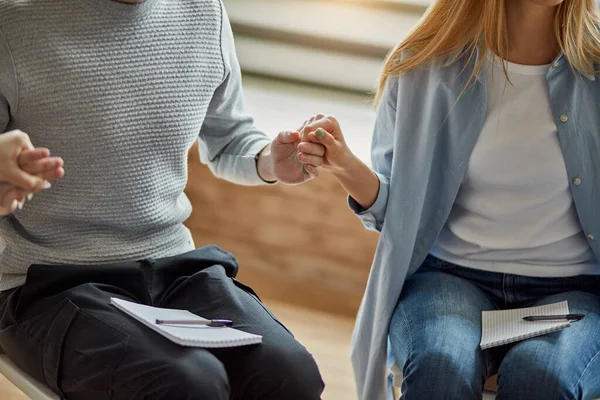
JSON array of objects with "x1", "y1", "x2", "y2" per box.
[
  {"x1": 111, "y1": 297, "x2": 263, "y2": 348},
  {"x1": 480, "y1": 301, "x2": 571, "y2": 350}
]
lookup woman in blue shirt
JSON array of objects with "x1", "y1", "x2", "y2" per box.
[{"x1": 297, "y1": 0, "x2": 600, "y2": 399}]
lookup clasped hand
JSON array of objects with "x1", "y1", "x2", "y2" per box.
[
  {"x1": 0, "y1": 130, "x2": 64, "y2": 215},
  {"x1": 272, "y1": 113, "x2": 353, "y2": 182}
]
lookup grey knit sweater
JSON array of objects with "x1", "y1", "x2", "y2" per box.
[{"x1": 0, "y1": 0, "x2": 272, "y2": 290}]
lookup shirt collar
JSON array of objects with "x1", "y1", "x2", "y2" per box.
[
  {"x1": 553, "y1": 53, "x2": 597, "y2": 81},
  {"x1": 445, "y1": 48, "x2": 597, "y2": 81}
]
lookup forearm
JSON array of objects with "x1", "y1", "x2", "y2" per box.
[
  {"x1": 200, "y1": 133, "x2": 273, "y2": 186},
  {"x1": 333, "y1": 155, "x2": 380, "y2": 210}
]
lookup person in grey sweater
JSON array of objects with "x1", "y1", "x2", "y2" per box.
[{"x1": 0, "y1": 0, "x2": 326, "y2": 399}]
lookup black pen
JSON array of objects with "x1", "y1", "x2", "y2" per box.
[
  {"x1": 523, "y1": 314, "x2": 585, "y2": 322},
  {"x1": 155, "y1": 319, "x2": 233, "y2": 327}
]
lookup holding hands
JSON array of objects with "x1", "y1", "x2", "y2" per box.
[
  {"x1": 268, "y1": 113, "x2": 354, "y2": 183},
  {"x1": 263, "y1": 114, "x2": 379, "y2": 210},
  {"x1": 296, "y1": 114, "x2": 355, "y2": 174},
  {"x1": 295, "y1": 113, "x2": 380, "y2": 211},
  {"x1": 0, "y1": 130, "x2": 64, "y2": 215}
]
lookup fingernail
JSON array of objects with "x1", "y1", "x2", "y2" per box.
[
  {"x1": 17, "y1": 200, "x2": 23, "y2": 210},
  {"x1": 27, "y1": 193, "x2": 33, "y2": 201},
  {"x1": 302, "y1": 165, "x2": 309, "y2": 175},
  {"x1": 316, "y1": 129, "x2": 325, "y2": 138},
  {"x1": 42, "y1": 181, "x2": 51, "y2": 189}
]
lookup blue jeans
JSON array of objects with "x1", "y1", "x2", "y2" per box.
[{"x1": 389, "y1": 256, "x2": 600, "y2": 400}]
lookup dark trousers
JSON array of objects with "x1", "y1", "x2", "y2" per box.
[{"x1": 0, "y1": 246, "x2": 324, "y2": 400}]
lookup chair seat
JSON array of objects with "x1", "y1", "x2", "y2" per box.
[{"x1": 0, "y1": 354, "x2": 59, "y2": 400}]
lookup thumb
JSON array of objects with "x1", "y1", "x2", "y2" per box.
[
  {"x1": 311, "y1": 128, "x2": 337, "y2": 149},
  {"x1": 276, "y1": 131, "x2": 301, "y2": 145},
  {"x1": 6, "y1": 168, "x2": 43, "y2": 191}
]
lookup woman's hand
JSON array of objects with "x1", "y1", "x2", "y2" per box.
[
  {"x1": 261, "y1": 119, "x2": 327, "y2": 184},
  {"x1": 299, "y1": 114, "x2": 381, "y2": 210},
  {"x1": 298, "y1": 114, "x2": 355, "y2": 174}
]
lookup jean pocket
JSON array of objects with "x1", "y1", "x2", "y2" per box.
[
  {"x1": 42, "y1": 299, "x2": 130, "y2": 397},
  {"x1": 231, "y1": 278, "x2": 294, "y2": 337}
]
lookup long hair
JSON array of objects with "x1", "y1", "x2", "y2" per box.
[{"x1": 375, "y1": 0, "x2": 600, "y2": 105}]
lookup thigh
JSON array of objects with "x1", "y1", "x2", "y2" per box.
[
  {"x1": 498, "y1": 291, "x2": 600, "y2": 400},
  {"x1": 390, "y1": 268, "x2": 499, "y2": 398},
  {"x1": 158, "y1": 265, "x2": 324, "y2": 400},
  {"x1": 0, "y1": 282, "x2": 229, "y2": 400}
]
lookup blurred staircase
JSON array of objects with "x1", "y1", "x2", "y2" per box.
[{"x1": 223, "y1": 0, "x2": 428, "y2": 93}]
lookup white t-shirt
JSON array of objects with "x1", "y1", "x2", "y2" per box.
[{"x1": 430, "y1": 54, "x2": 599, "y2": 277}]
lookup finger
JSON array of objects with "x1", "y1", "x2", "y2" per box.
[
  {"x1": 6, "y1": 169, "x2": 43, "y2": 191},
  {"x1": 0, "y1": 187, "x2": 18, "y2": 211},
  {"x1": 297, "y1": 119, "x2": 309, "y2": 133},
  {"x1": 18, "y1": 148, "x2": 51, "y2": 166},
  {"x1": 7, "y1": 130, "x2": 34, "y2": 151},
  {"x1": 309, "y1": 129, "x2": 337, "y2": 149},
  {"x1": 276, "y1": 131, "x2": 301, "y2": 144},
  {"x1": 307, "y1": 113, "x2": 325, "y2": 124},
  {"x1": 301, "y1": 118, "x2": 317, "y2": 142},
  {"x1": 37, "y1": 167, "x2": 64, "y2": 181},
  {"x1": 1, "y1": 187, "x2": 27, "y2": 209},
  {"x1": 14, "y1": 188, "x2": 27, "y2": 205},
  {"x1": 297, "y1": 153, "x2": 323, "y2": 167},
  {"x1": 0, "y1": 199, "x2": 18, "y2": 214},
  {"x1": 297, "y1": 142, "x2": 325, "y2": 157},
  {"x1": 21, "y1": 157, "x2": 63, "y2": 174},
  {"x1": 304, "y1": 116, "x2": 342, "y2": 140},
  {"x1": 304, "y1": 164, "x2": 319, "y2": 178}
]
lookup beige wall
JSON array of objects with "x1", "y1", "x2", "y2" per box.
[{"x1": 184, "y1": 144, "x2": 379, "y2": 317}]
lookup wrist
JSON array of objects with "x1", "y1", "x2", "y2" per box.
[
  {"x1": 256, "y1": 144, "x2": 278, "y2": 183},
  {"x1": 332, "y1": 153, "x2": 362, "y2": 179}
]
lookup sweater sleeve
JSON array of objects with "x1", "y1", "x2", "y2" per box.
[
  {"x1": 197, "y1": 1, "x2": 272, "y2": 186},
  {"x1": 348, "y1": 77, "x2": 398, "y2": 232},
  {"x1": 0, "y1": 27, "x2": 17, "y2": 134},
  {"x1": 0, "y1": 27, "x2": 18, "y2": 223}
]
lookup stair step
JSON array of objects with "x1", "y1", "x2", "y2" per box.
[
  {"x1": 225, "y1": 0, "x2": 422, "y2": 55},
  {"x1": 223, "y1": 0, "x2": 425, "y2": 91},
  {"x1": 235, "y1": 36, "x2": 383, "y2": 92}
]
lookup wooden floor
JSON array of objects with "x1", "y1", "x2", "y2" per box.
[{"x1": 0, "y1": 300, "x2": 358, "y2": 400}]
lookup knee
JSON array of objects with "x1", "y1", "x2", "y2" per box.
[
  {"x1": 141, "y1": 353, "x2": 230, "y2": 400},
  {"x1": 399, "y1": 344, "x2": 485, "y2": 400},
  {"x1": 497, "y1": 354, "x2": 576, "y2": 400},
  {"x1": 255, "y1": 342, "x2": 324, "y2": 400},
  {"x1": 180, "y1": 357, "x2": 230, "y2": 400},
  {"x1": 497, "y1": 371, "x2": 575, "y2": 400}
]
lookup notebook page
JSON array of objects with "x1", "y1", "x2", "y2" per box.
[
  {"x1": 111, "y1": 297, "x2": 262, "y2": 348},
  {"x1": 480, "y1": 301, "x2": 570, "y2": 350}
]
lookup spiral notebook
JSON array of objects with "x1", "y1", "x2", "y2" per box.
[
  {"x1": 111, "y1": 297, "x2": 262, "y2": 348},
  {"x1": 480, "y1": 301, "x2": 571, "y2": 350}
]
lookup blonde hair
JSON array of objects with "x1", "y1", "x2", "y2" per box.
[{"x1": 376, "y1": 0, "x2": 600, "y2": 105}]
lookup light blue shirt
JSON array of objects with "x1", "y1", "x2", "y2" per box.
[{"x1": 349, "y1": 51, "x2": 600, "y2": 400}]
